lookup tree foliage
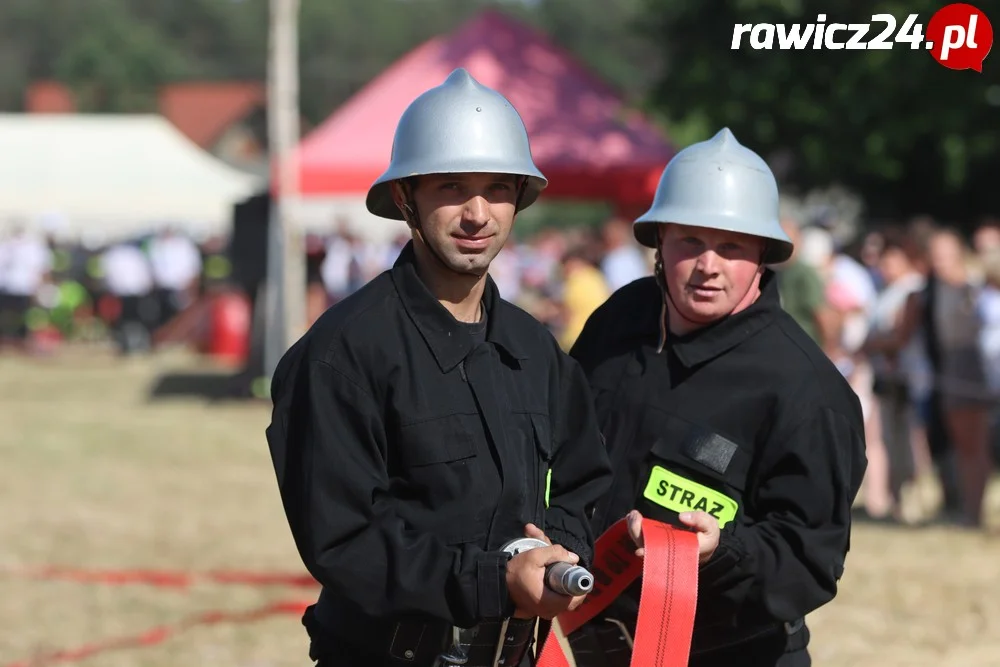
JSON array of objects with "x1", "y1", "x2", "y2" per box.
[
  {"x1": 0, "y1": 0, "x2": 993, "y2": 222},
  {"x1": 641, "y1": 0, "x2": 1000, "y2": 223},
  {"x1": 0, "y1": 0, "x2": 654, "y2": 117}
]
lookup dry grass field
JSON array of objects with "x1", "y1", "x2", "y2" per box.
[{"x1": 1, "y1": 348, "x2": 999, "y2": 667}]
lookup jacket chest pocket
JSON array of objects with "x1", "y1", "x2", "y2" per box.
[
  {"x1": 397, "y1": 413, "x2": 480, "y2": 467},
  {"x1": 637, "y1": 414, "x2": 752, "y2": 530},
  {"x1": 395, "y1": 413, "x2": 486, "y2": 541}
]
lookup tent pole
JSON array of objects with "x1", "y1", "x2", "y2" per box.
[{"x1": 264, "y1": 0, "x2": 305, "y2": 382}]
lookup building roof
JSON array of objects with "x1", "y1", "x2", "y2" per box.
[
  {"x1": 158, "y1": 82, "x2": 265, "y2": 149},
  {"x1": 0, "y1": 114, "x2": 263, "y2": 242},
  {"x1": 291, "y1": 9, "x2": 674, "y2": 208}
]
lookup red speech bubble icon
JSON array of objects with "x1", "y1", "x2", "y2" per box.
[{"x1": 927, "y1": 3, "x2": 993, "y2": 72}]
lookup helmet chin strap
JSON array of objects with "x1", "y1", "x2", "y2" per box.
[
  {"x1": 399, "y1": 177, "x2": 528, "y2": 280},
  {"x1": 654, "y1": 231, "x2": 764, "y2": 354}
]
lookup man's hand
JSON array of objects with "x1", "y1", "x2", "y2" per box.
[
  {"x1": 505, "y1": 542, "x2": 586, "y2": 619},
  {"x1": 627, "y1": 510, "x2": 721, "y2": 564},
  {"x1": 524, "y1": 523, "x2": 550, "y2": 544},
  {"x1": 678, "y1": 511, "x2": 721, "y2": 564},
  {"x1": 626, "y1": 510, "x2": 646, "y2": 557}
]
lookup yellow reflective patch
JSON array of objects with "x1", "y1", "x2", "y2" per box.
[
  {"x1": 544, "y1": 469, "x2": 552, "y2": 508},
  {"x1": 642, "y1": 466, "x2": 738, "y2": 528}
]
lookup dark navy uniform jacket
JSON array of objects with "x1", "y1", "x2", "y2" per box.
[
  {"x1": 266, "y1": 243, "x2": 613, "y2": 662},
  {"x1": 569, "y1": 271, "x2": 867, "y2": 666}
]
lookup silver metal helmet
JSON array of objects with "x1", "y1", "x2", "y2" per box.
[
  {"x1": 366, "y1": 68, "x2": 548, "y2": 220},
  {"x1": 633, "y1": 128, "x2": 793, "y2": 264}
]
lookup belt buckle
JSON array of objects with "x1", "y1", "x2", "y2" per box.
[
  {"x1": 435, "y1": 626, "x2": 470, "y2": 666},
  {"x1": 784, "y1": 618, "x2": 804, "y2": 635},
  {"x1": 436, "y1": 617, "x2": 536, "y2": 667}
]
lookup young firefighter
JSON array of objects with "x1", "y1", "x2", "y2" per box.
[{"x1": 266, "y1": 69, "x2": 613, "y2": 667}]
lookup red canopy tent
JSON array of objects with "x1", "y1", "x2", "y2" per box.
[{"x1": 290, "y1": 9, "x2": 675, "y2": 212}]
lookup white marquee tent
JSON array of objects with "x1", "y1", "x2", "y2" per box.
[{"x1": 0, "y1": 114, "x2": 264, "y2": 243}]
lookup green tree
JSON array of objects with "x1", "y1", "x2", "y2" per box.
[
  {"x1": 129, "y1": 0, "x2": 270, "y2": 80},
  {"x1": 55, "y1": 7, "x2": 189, "y2": 112},
  {"x1": 642, "y1": 0, "x2": 1000, "y2": 223},
  {"x1": 528, "y1": 0, "x2": 660, "y2": 105},
  {"x1": 295, "y1": 0, "x2": 495, "y2": 122},
  {"x1": 0, "y1": 0, "x2": 93, "y2": 109}
]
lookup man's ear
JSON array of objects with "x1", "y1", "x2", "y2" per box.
[
  {"x1": 389, "y1": 180, "x2": 406, "y2": 210},
  {"x1": 389, "y1": 180, "x2": 415, "y2": 225}
]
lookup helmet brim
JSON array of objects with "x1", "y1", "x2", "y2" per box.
[
  {"x1": 366, "y1": 171, "x2": 547, "y2": 220},
  {"x1": 633, "y1": 216, "x2": 793, "y2": 265}
]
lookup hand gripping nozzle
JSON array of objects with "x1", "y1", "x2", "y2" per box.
[{"x1": 500, "y1": 537, "x2": 594, "y2": 597}]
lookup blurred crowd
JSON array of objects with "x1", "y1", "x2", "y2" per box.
[
  {"x1": 775, "y1": 213, "x2": 1000, "y2": 530},
  {"x1": 0, "y1": 225, "x2": 222, "y2": 354},
  {"x1": 308, "y1": 211, "x2": 1000, "y2": 530},
  {"x1": 307, "y1": 218, "x2": 652, "y2": 352},
  {"x1": 3, "y1": 210, "x2": 998, "y2": 528}
]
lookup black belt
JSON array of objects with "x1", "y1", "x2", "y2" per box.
[
  {"x1": 569, "y1": 616, "x2": 808, "y2": 667},
  {"x1": 308, "y1": 595, "x2": 537, "y2": 667},
  {"x1": 435, "y1": 618, "x2": 538, "y2": 667},
  {"x1": 567, "y1": 619, "x2": 634, "y2": 667}
]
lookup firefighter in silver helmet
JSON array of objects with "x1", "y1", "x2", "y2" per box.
[
  {"x1": 267, "y1": 68, "x2": 612, "y2": 667},
  {"x1": 568, "y1": 129, "x2": 867, "y2": 667},
  {"x1": 365, "y1": 68, "x2": 547, "y2": 278}
]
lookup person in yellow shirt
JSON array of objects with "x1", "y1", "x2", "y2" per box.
[{"x1": 558, "y1": 247, "x2": 611, "y2": 351}]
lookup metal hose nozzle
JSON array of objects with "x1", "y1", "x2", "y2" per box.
[
  {"x1": 500, "y1": 537, "x2": 594, "y2": 597},
  {"x1": 545, "y1": 561, "x2": 594, "y2": 596}
]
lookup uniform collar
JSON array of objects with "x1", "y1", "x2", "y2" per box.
[
  {"x1": 390, "y1": 241, "x2": 529, "y2": 372},
  {"x1": 669, "y1": 269, "x2": 781, "y2": 368}
]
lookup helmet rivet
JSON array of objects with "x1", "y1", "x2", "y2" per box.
[{"x1": 476, "y1": 106, "x2": 482, "y2": 112}]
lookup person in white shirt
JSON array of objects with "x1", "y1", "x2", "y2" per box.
[
  {"x1": 978, "y1": 250, "x2": 1000, "y2": 393},
  {"x1": 863, "y1": 233, "x2": 930, "y2": 521},
  {"x1": 101, "y1": 242, "x2": 155, "y2": 354},
  {"x1": 320, "y1": 233, "x2": 356, "y2": 304},
  {"x1": 0, "y1": 227, "x2": 53, "y2": 344},
  {"x1": 147, "y1": 227, "x2": 203, "y2": 326},
  {"x1": 599, "y1": 217, "x2": 648, "y2": 291}
]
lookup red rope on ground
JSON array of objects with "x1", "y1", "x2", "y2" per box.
[
  {"x1": 3, "y1": 599, "x2": 313, "y2": 667},
  {"x1": 2, "y1": 566, "x2": 319, "y2": 666},
  {"x1": 4, "y1": 566, "x2": 317, "y2": 589},
  {"x1": 6, "y1": 531, "x2": 698, "y2": 667}
]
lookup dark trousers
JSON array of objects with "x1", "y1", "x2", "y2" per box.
[
  {"x1": 316, "y1": 658, "x2": 533, "y2": 667},
  {"x1": 154, "y1": 287, "x2": 189, "y2": 327},
  {"x1": 314, "y1": 649, "x2": 534, "y2": 667},
  {"x1": 112, "y1": 295, "x2": 154, "y2": 354},
  {"x1": 874, "y1": 379, "x2": 915, "y2": 504},
  {"x1": 305, "y1": 605, "x2": 536, "y2": 667},
  {"x1": 926, "y1": 390, "x2": 963, "y2": 514},
  {"x1": 0, "y1": 293, "x2": 31, "y2": 340},
  {"x1": 569, "y1": 619, "x2": 810, "y2": 667}
]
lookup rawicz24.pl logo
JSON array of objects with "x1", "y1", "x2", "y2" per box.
[{"x1": 731, "y1": 3, "x2": 993, "y2": 72}]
